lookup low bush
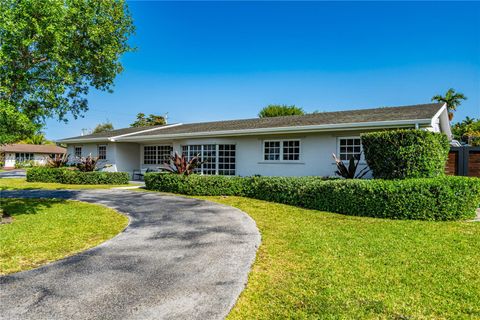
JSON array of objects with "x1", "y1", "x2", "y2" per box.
[
  {"x1": 27, "y1": 167, "x2": 129, "y2": 185},
  {"x1": 361, "y1": 129, "x2": 450, "y2": 179},
  {"x1": 145, "y1": 173, "x2": 480, "y2": 221}
]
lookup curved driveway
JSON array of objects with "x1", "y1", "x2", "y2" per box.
[{"x1": 0, "y1": 189, "x2": 260, "y2": 320}]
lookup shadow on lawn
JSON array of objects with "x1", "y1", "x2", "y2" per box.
[{"x1": 0, "y1": 198, "x2": 67, "y2": 217}]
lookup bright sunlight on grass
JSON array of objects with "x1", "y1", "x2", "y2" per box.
[
  {"x1": 197, "y1": 196, "x2": 480, "y2": 319},
  {"x1": 0, "y1": 198, "x2": 128, "y2": 275},
  {"x1": 0, "y1": 178, "x2": 135, "y2": 190}
]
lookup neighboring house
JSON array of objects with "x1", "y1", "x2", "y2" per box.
[
  {"x1": 0, "y1": 144, "x2": 66, "y2": 169},
  {"x1": 59, "y1": 103, "x2": 451, "y2": 177}
]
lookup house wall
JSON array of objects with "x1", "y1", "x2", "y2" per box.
[
  {"x1": 66, "y1": 142, "x2": 139, "y2": 177},
  {"x1": 3, "y1": 152, "x2": 53, "y2": 168},
  {"x1": 138, "y1": 130, "x2": 372, "y2": 177}
]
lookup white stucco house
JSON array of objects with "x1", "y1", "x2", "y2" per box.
[
  {"x1": 1, "y1": 144, "x2": 66, "y2": 169},
  {"x1": 59, "y1": 103, "x2": 451, "y2": 178}
]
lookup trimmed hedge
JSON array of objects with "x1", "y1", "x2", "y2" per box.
[
  {"x1": 145, "y1": 173, "x2": 480, "y2": 221},
  {"x1": 27, "y1": 167, "x2": 129, "y2": 185},
  {"x1": 361, "y1": 129, "x2": 450, "y2": 179}
]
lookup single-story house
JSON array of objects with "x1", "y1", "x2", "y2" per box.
[
  {"x1": 0, "y1": 144, "x2": 66, "y2": 169},
  {"x1": 59, "y1": 103, "x2": 451, "y2": 178}
]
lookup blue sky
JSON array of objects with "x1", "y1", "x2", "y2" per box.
[{"x1": 45, "y1": 1, "x2": 480, "y2": 140}]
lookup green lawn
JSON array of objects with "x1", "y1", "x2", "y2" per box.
[
  {"x1": 0, "y1": 178, "x2": 136, "y2": 190},
  {"x1": 196, "y1": 196, "x2": 480, "y2": 319},
  {"x1": 0, "y1": 198, "x2": 128, "y2": 275}
]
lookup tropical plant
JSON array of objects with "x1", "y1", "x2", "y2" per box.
[
  {"x1": 431, "y1": 88, "x2": 467, "y2": 120},
  {"x1": 75, "y1": 155, "x2": 99, "y2": 172},
  {"x1": 258, "y1": 105, "x2": 305, "y2": 118},
  {"x1": 130, "y1": 113, "x2": 167, "y2": 127},
  {"x1": 452, "y1": 117, "x2": 480, "y2": 146},
  {"x1": 92, "y1": 122, "x2": 114, "y2": 134},
  {"x1": 46, "y1": 154, "x2": 69, "y2": 168},
  {"x1": 332, "y1": 153, "x2": 369, "y2": 179},
  {"x1": 161, "y1": 152, "x2": 201, "y2": 175}
]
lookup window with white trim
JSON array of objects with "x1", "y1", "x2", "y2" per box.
[
  {"x1": 338, "y1": 137, "x2": 362, "y2": 161},
  {"x1": 143, "y1": 145, "x2": 173, "y2": 165},
  {"x1": 182, "y1": 144, "x2": 236, "y2": 175},
  {"x1": 15, "y1": 153, "x2": 34, "y2": 162},
  {"x1": 157, "y1": 145, "x2": 173, "y2": 164},
  {"x1": 98, "y1": 145, "x2": 107, "y2": 160},
  {"x1": 218, "y1": 144, "x2": 236, "y2": 175},
  {"x1": 264, "y1": 140, "x2": 300, "y2": 161},
  {"x1": 74, "y1": 146, "x2": 82, "y2": 158}
]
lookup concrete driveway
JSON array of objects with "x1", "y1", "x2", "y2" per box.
[
  {"x1": 0, "y1": 189, "x2": 260, "y2": 320},
  {"x1": 0, "y1": 169, "x2": 26, "y2": 178}
]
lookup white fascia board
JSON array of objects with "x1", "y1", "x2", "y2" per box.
[
  {"x1": 116, "y1": 119, "x2": 432, "y2": 142},
  {"x1": 57, "y1": 137, "x2": 112, "y2": 144},
  {"x1": 58, "y1": 123, "x2": 183, "y2": 144},
  {"x1": 109, "y1": 123, "x2": 183, "y2": 141},
  {"x1": 430, "y1": 103, "x2": 447, "y2": 128}
]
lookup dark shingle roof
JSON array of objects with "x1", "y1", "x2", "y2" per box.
[
  {"x1": 61, "y1": 103, "x2": 444, "y2": 141},
  {"x1": 126, "y1": 103, "x2": 444, "y2": 137}
]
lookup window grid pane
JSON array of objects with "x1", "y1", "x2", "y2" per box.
[
  {"x1": 143, "y1": 146, "x2": 157, "y2": 164},
  {"x1": 98, "y1": 146, "x2": 107, "y2": 160},
  {"x1": 283, "y1": 140, "x2": 300, "y2": 161},
  {"x1": 182, "y1": 144, "x2": 236, "y2": 175},
  {"x1": 339, "y1": 138, "x2": 361, "y2": 161},
  {"x1": 264, "y1": 141, "x2": 280, "y2": 161},
  {"x1": 74, "y1": 147, "x2": 82, "y2": 158},
  {"x1": 219, "y1": 144, "x2": 236, "y2": 175},
  {"x1": 157, "y1": 146, "x2": 173, "y2": 164}
]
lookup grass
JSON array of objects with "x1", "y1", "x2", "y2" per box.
[
  {"x1": 0, "y1": 198, "x2": 128, "y2": 275},
  {"x1": 195, "y1": 196, "x2": 480, "y2": 319},
  {"x1": 0, "y1": 178, "x2": 136, "y2": 190}
]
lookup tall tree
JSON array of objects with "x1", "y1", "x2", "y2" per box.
[
  {"x1": 431, "y1": 88, "x2": 467, "y2": 120},
  {"x1": 130, "y1": 113, "x2": 166, "y2": 127},
  {"x1": 92, "y1": 122, "x2": 114, "y2": 134},
  {"x1": 21, "y1": 133, "x2": 55, "y2": 145},
  {"x1": 258, "y1": 104, "x2": 305, "y2": 118},
  {"x1": 0, "y1": 0, "x2": 134, "y2": 142}
]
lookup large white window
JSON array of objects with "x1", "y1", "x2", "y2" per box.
[
  {"x1": 74, "y1": 146, "x2": 82, "y2": 158},
  {"x1": 338, "y1": 137, "x2": 362, "y2": 161},
  {"x1": 98, "y1": 145, "x2": 107, "y2": 160},
  {"x1": 264, "y1": 140, "x2": 300, "y2": 161},
  {"x1": 182, "y1": 144, "x2": 236, "y2": 175},
  {"x1": 15, "y1": 153, "x2": 34, "y2": 162},
  {"x1": 143, "y1": 145, "x2": 173, "y2": 165}
]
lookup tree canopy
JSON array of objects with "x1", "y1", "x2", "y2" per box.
[
  {"x1": 452, "y1": 117, "x2": 480, "y2": 146},
  {"x1": 20, "y1": 133, "x2": 54, "y2": 145},
  {"x1": 0, "y1": 0, "x2": 134, "y2": 144},
  {"x1": 130, "y1": 113, "x2": 166, "y2": 127},
  {"x1": 431, "y1": 88, "x2": 467, "y2": 120},
  {"x1": 258, "y1": 104, "x2": 305, "y2": 118},
  {"x1": 92, "y1": 122, "x2": 114, "y2": 134}
]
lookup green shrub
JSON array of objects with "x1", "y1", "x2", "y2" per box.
[
  {"x1": 27, "y1": 167, "x2": 129, "y2": 185},
  {"x1": 145, "y1": 173, "x2": 480, "y2": 221},
  {"x1": 361, "y1": 129, "x2": 450, "y2": 179}
]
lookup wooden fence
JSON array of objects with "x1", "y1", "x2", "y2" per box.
[{"x1": 445, "y1": 147, "x2": 480, "y2": 177}]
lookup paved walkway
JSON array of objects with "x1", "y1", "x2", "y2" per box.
[
  {"x1": 0, "y1": 169, "x2": 26, "y2": 178},
  {"x1": 0, "y1": 190, "x2": 260, "y2": 320}
]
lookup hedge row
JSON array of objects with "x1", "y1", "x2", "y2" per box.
[
  {"x1": 27, "y1": 167, "x2": 130, "y2": 185},
  {"x1": 145, "y1": 173, "x2": 480, "y2": 221},
  {"x1": 361, "y1": 130, "x2": 450, "y2": 179}
]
